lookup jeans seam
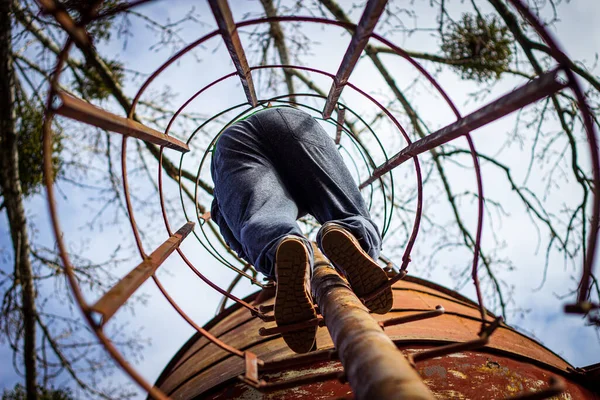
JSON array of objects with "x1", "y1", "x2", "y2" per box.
[{"x1": 276, "y1": 108, "x2": 326, "y2": 149}]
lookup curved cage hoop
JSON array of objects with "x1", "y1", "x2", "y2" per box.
[{"x1": 39, "y1": 0, "x2": 598, "y2": 398}]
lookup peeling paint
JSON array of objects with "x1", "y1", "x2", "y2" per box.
[
  {"x1": 269, "y1": 362, "x2": 341, "y2": 381},
  {"x1": 434, "y1": 390, "x2": 467, "y2": 399},
  {"x1": 184, "y1": 280, "x2": 599, "y2": 400},
  {"x1": 423, "y1": 365, "x2": 447, "y2": 379},
  {"x1": 204, "y1": 343, "x2": 597, "y2": 400},
  {"x1": 448, "y1": 369, "x2": 467, "y2": 379}
]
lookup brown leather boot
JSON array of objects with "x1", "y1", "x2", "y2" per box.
[
  {"x1": 319, "y1": 223, "x2": 393, "y2": 314},
  {"x1": 274, "y1": 236, "x2": 317, "y2": 353}
]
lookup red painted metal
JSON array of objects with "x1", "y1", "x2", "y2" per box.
[
  {"x1": 154, "y1": 277, "x2": 595, "y2": 399},
  {"x1": 209, "y1": 361, "x2": 351, "y2": 400},
  {"x1": 159, "y1": 277, "x2": 597, "y2": 399},
  {"x1": 402, "y1": 348, "x2": 595, "y2": 400},
  {"x1": 203, "y1": 352, "x2": 597, "y2": 400},
  {"x1": 505, "y1": 377, "x2": 564, "y2": 400}
]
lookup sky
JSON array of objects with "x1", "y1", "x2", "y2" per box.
[{"x1": 2, "y1": 0, "x2": 600, "y2": 398}]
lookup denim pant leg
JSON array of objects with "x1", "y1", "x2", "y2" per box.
[
  {"x1": 256, "y1": 108, "x2": 382, "y2": 261},
  {"x1": 210, "y1": 118, "x2": 312, "y2": 278}
]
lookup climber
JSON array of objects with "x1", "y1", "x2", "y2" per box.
[{"x1": 210, "y1": 106, "x2": 393, "y2": 353}]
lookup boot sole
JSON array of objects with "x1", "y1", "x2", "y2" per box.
[
  {"x1": 321, "y1": 228, "x2": 393, "y2": 314},
  {"x1": 275, "y1": 238, "x2": 317, "y2": 353}
]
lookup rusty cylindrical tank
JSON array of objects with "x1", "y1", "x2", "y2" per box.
[{"x1": 153, "y1": 276, "x2": 598, "y2": 399}]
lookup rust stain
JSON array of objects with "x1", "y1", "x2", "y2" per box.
[{"x1": 161, "y1": 279, "x2": 599, "y2": 399}]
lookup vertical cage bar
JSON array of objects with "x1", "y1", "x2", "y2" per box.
[
  {"x1": 209, "y1": 0, "x2": 258, "y2": 107},
  {"x1": 322, "y1": 0, "x2": 388, "y2": 118}
]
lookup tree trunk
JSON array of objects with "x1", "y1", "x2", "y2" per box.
[{"x1": 0, "y1": 1, "x2": 38, "y2": 398}]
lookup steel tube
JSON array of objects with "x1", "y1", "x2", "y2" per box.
[
  {"x1": 54, "y1": 91, "x2": 189, "y2": 152},
  {"x1": 311, "y1": 247, "x2": 434, "y2": 400},
  {"x1": 360, "y1": 68, "x2": 567, "y2": 188},
  {"x1": 91, "y1": 221, "x2": 194, "y2": 324}
]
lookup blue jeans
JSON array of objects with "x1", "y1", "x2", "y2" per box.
[{"x1": 210, "y1": 107, "x2": 381, "y2": 278}]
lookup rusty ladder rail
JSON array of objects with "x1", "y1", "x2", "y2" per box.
[{"x1": 36, "y1": 0, "x2": 596, "y2": 398}]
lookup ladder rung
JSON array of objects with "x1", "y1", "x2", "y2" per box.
[
  {"x1": 322, "y1": 0, "x2": 387, "y2": 118},
  {"x1": 90, "y1": 221, "x2": 194, "y2": 324},
  {"x1": 54, "y1": 91, "x2": 189, "y2": 153},
  {"x1": 209, "y1": 0, "x2": 258, "y2": 107},
  {"x1": 360, "y1": 68, "x2": 567, "y2": 189},
  {"x1": 379, "y1": 305, "x2": 445, "y2": 328}
]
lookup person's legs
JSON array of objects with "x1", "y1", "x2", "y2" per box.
[
  {"x1": 318, "y1": 223, "x2": 393, "y2": 313},
  {"x1": 211, "y1": 119, "x2": 312, "y2": 278},
  {"x1": 211, "y1": 115, "x2": 317, "y2": 352},
  {"x1": 256, "y1": 107, "x2": 392, "y2": 313},
  {"x1": 259, "y1": 107, "x2": 382, "y2": 259},
  {"x1": 274, "y1": 236, "x2": 317, "y2": 353}
]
